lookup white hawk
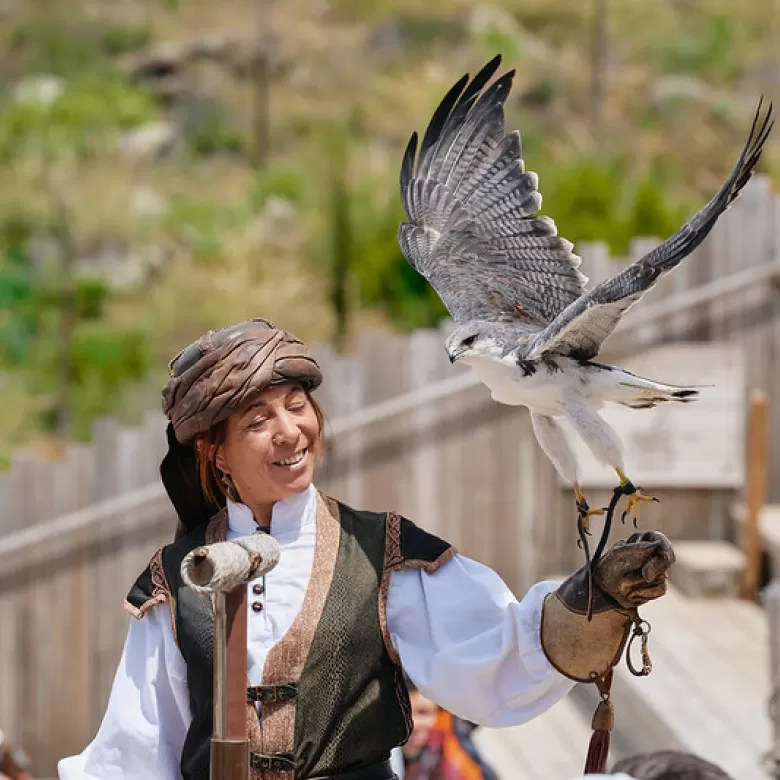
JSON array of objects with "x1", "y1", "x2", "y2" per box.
[{"x1": 398, "y1": 55, "x2": 773, "y2": 534}]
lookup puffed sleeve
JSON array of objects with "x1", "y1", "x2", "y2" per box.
[
  {"x1": 386, "y1": 553, "x2": 575, "y2": 727},
  {"x1": 58, "y1": 605, "x2": 191, "y2": 780}
]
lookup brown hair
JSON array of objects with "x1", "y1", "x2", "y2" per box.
[
  {"x1": 194, "y1": 390, "x2": 326, "y2": 505},
  {"x1": 612, "y1": 750, "x2": 733, "y2": 780}
]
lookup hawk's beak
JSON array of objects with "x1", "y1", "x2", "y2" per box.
[{"x1": 447, "y1": 348, "x2": 460, "y2": 364}]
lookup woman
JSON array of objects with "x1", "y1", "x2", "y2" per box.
[{"x1": 58, "y1": 318, "x2": 674, "y2": 780}]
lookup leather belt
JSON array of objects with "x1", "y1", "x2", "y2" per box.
[{"x1": 308, "y1": 759, "x2": 397, "y2": 780}]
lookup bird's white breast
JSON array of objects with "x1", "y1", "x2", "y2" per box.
[{"x1": 461, "y1": 354, "x2": 612, "y2": 416}]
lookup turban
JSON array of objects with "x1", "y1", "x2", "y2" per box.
[
  {"x1": 159, "y1": 318, "x2": 322, "y2": 535},
  {"x1": 163, "y1": 318, "x2": 322, "y2": 444}
]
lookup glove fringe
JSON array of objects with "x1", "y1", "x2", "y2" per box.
[
  {"x1": 584, "y1": 672, "x2": 614, "y2": 774},
  {"x1": 584, "y1": 728, "x2": 611, "y2": 774}
]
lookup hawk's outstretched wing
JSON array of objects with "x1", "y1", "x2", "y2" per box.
[
  {"x1": 398, "y1": 55, "x2": 587, "y2": 327},
  {"x1": 526, "y1": 98, "x2": 774, "y2": 361}
]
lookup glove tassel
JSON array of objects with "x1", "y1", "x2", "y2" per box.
[
  {"x1": 584, "y1": 723, "x2": 611, "y2": 774},
  {"x1": 584, "y1": 673, "x2": 614, "y2": 774}
]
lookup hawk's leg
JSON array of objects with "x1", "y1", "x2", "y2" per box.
[
  {"x1": 529, "y1": 413, "x2": 607, "y2": 540},
  {"x1": 615, "y1": 468, "x2": 660, "y2": 527},
  {"x1": 573, "y1": 481, "x2": 605, "y2": 537}
]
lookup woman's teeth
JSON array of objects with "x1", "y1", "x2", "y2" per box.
[{"x1": 276, "y1": 449, "x2": 307, "y2": 466}]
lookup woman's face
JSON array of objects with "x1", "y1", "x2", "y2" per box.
[{"x1": 215, "y1": 383, "x2": 320, "y2": 510}]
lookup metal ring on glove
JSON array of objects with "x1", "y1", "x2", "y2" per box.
[{"x1": 626, "y1": 618, "x2": 653, "y2": 677}]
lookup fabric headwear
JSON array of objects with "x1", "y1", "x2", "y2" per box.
[{"x1": 159, "y1": 318, "x2": 322, "y2": 535}]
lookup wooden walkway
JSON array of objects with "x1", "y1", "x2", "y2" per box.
[
  {"x1": 472, "y1": 586, "x2": 771, "y2": 780},
  {"x1": 472, "y1": 692, "x2": 611, "y2": 780},
  {"x1": 603, "y1": 586, "x2": 770, "y2": 779}
]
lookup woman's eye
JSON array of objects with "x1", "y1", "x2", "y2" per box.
[
  {"x1": 251, "y1": 417, "x2": 268, "y2": 428},
  {"x1": 289, "y1": 402, "x2": 306, "y2": 412}
]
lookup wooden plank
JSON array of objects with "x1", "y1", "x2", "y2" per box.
[
  {"x1": 579, "y1": 241, "x2": 612, "y2": 288},
  {"x1": 743, "y1": 390, "x2": 770, "y2": 600},
  {"x1": 609, "y1": 588, "x2": 771, "y2": 779},
  {"x1": 766, "y1": 580, "x2": 780, "y2": 775},
  {"x1": 472, "y1": 693, "x2": 607, "y2": 780},
  {"x1": 409, "y1": 329, "x2": 444, "y2": 535}
]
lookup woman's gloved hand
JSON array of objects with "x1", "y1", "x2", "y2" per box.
[
  {"x1": 540, "y1": 531, "x2": 675, "y2": 683},
  {"x1": 594, "y1": 531, "x2": 675, "y2": 610}
]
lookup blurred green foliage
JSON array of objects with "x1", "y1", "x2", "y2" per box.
[
  {"x1": 185, "y1": 103, "x2": 247, "y2": 158},
  {"x1": 0, "y1": 206, "x2": 151, "y2": 439},
  {"x1": 539, "y1": 157, "x2": 692, "y2": 256},
  {"x1": 10, "y1": 17, "x2": 152, "y2": 75},
  {"x1": 653, "y1": 14, "x2": 738, "y2": 80},
  {"x1": 164, "y1": 197, "x2": 249, "y2": 260},
  {"x1": 0, "y1": 80, "x2": 161, "y2": 161}
]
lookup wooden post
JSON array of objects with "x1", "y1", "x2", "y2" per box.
[
  {"x1": 765, "y1": 579, "x2": 780, "y2": 776},
  {"x1": 742, "y1": 389, "x2": 769, "y2": 600},
  {"x1": 211, "y1": 588, "x2": 249, "y2": 780}
]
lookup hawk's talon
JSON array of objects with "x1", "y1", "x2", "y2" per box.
[
  {"x1": 575, "y1": 499, "x2": 605, "y2": 536},
  {"x1": 621, "y1": 485, "x2": 660, "y2": 528}
]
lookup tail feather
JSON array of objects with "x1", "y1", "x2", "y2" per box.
[{"x1": 610, "y1": 367, "x2": 701, "y2": 408}]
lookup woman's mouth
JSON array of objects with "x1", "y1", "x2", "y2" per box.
[{"x1": 274, "y1": 448, "x2": 308, "y2": 468}]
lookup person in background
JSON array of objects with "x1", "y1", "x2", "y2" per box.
[
  {"x1": 610, "y1": 750, "x2": 733, "y2": 780},
  {"x1": 0, "y1": 730, "x2": 34, "y2": 780},
  {"x1": 393, "y1": 678, "x2": 498, "y2": 780}
]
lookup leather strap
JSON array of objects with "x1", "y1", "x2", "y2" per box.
[
  {"x1": 250, "y1": 752, "x2": 296, "y2": 772},
  {"x1": 308, "y1": 759, "x2": 397, "y2": 780},
  {"x1": 247, "y1": 682, "x2": 299, "y2": 703}
]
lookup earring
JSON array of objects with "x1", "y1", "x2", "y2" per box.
[{"x1": 220, "y1": 470, "x2": 241, "y2": 503}]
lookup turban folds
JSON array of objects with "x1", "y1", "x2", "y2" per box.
[
  {"x1": 163, "y1": 318, "x2": 322, "y2": 444},
  {"x1": 159, "y1": 318, "x2": 322, "y2": 534}
]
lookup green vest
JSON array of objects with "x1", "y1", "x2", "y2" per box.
[{"x1": 126, "y1": 491, "x2": 453, "y2": 779}]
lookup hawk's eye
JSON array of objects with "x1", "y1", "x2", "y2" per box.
[{"x1": 462, "y1": 335, "x2": 477, "y2": 347}]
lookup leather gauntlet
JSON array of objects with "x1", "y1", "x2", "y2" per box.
[{"x1": 541, "y1": 531, "x2": 675, "y2": 683}]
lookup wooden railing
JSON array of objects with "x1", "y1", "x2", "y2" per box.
[{"x1": 3, "y1": 174, "x2": 780, "y2": 776}]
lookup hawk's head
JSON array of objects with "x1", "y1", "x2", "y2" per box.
[{"x1": 445, "y1": 323, "x2": 504, "y2": 364}]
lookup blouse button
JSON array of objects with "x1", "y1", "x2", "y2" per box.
[
  {"x1": 252, "y1": 583, "x2": 264, "y2": 595},
  {"x1": 252, "y1": 601, "x2": 264, "y2": 613}
]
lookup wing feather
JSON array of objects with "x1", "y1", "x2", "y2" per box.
[
  {"x1": 399, "y1": 56, "x2": 587, "y2": 326},
  {"x1": 526, "y1": 98, "x2": 774, "y2": 360}
]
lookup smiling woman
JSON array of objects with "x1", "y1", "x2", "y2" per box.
[
  {"x1": 57, "y1": 317, "x2": 675, "y2": 780},
  {"x1": 195, "y1": 384, "x2": 325, "y2": 524}
]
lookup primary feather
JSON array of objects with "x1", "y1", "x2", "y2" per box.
[
  {"x1": 399, "y1": 55, "x2": 588, "y2": 328},
  {"x1": 399, "y1": 55, "x2": 774, "y2": 362}
]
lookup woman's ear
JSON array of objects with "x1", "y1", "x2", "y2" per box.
[{"x1": 215, "y1": 446, "x2": 228, "y2": 474}]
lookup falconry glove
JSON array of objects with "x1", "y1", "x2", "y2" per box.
[
  {"x1": 540, "y1": 530, "x2": 674, "y2": 774},
  {"x1": 540, "y1": 530, "x2": 674, "y2": 682}
]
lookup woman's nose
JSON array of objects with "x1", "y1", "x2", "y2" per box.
[{"x1": 272, "y1": 410, "x2": 300, "y2": 444}]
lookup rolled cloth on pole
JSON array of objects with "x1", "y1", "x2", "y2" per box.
[{"x1": 181, "y1": 533, "x2": 281, "y2": 594}]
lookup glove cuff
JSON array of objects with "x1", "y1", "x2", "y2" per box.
[{"x1": 540, "y1": 567, "x2": 636, "y2": 683}]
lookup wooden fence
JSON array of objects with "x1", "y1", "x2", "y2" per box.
[{"x1": 2, "y1": 174, "x2": 780, "y2": 776}]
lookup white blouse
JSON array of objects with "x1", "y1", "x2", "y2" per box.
[{"x1": 58, "y1": 485, "x2": 575, "y2": 779}]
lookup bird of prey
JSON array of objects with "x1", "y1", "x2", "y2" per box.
[{"x1": 398, "y1": 55, "x2": 773, "y2": 534}]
